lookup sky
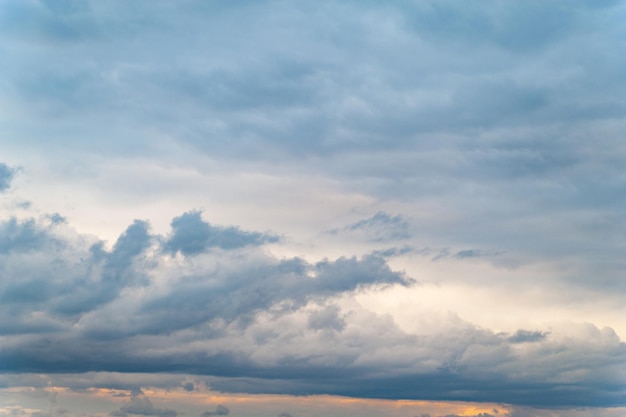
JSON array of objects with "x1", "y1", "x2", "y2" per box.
[{"x1": 1, "y1": 0, "x2": 625, "y2": 416}]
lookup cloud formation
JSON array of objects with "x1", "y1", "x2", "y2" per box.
[
  {"x1": 163, "y1": 210, "x2": 278, "y2": 255},
  {"x1": 0, "y1": 0, "x2": 625, "y2": 415},
  {"x1": 331, "y1": 212, "x2": 411, "y2": 242},
  {"x1": 0, "y1": 213, "x2": 624, "y2": 407},
  {"x1": 0, "y1": 163, "x2": 14, "y2": 192}
]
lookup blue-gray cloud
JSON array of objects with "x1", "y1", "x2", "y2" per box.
[
  {"x1": 332, "y1": 212, "x2": 410, "y2": 242},
  {"x1": 507, "y1": 330, "x2": 549, "y2": 344},
  {"x1": 1, "y1": 0, "x2": 625, "y2": 411},
  {"x1": 308, "y1": 305, "x2": 345, "y2": 332},
  {"x1": 2, "y1": 0, "x2": 621, "y2": 279},
  {"x1": 0, "y1": 163, "x2": 15, "y2": 192},
  {"x1": 163, "y1": 211, "x2": 278, "y2": 255},
  {"x1": 0, "y1": 217, "x2": 57, "y2": 254},
  {"x1": 0, "y1": 218, "x2": 624, "y2": 408}
]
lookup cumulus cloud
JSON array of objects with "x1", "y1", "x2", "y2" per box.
[
  {"x1": 0, "y1": 213, "x2": 411, "y2": 370},
  {"x1": 163, "y1": 211, "x2": 278, "y2": 255},
  {"x1": 0, "y1": 213, "x2": 625, "y2": 407}
]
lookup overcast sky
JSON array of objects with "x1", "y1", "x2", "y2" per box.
[{"x1": 1, "y1": 1, "x2": 626, "y2": 417}]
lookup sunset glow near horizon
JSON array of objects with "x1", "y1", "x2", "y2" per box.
[{"x1": 1, "y1": 1, "x2": 626, "y2": 417}]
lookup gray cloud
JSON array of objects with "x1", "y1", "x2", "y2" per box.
[
  {"x1": 507, "y1": 330, "x2": 549, "y2": 344},
  {"x1": 371, "y1": 246, "x2": 415, "y2": 258},
  {"x1": 308, "y1": 305, "x2": 345, "y2": 332},
  {"x1": 201, "y1": 405, "x2": 229, "y2": 417},
  {"x1": 113, "y1": 395, "x2": 178, "y2": 417},
  {"x1": 0, "y1": 163, "x2": 15, "y2": 191},
  {"x1": 331, "y1": 212, "x2": 410, "y2": 242},
  {"x1": 0, "y1": 214, "x2": 625, "y2": 407},
  {"x1": 2, "y1": 0, "x2": 624, "y2": 273},
  {"x1": 163, "y1": 211, "x2": 278, "y2": 255},
  {"x1": 0, "y1": 217, "x2": 58, "y2": 254},
  {"x1": 1, "y1": 0, "x2": 626, "y2": 412}
]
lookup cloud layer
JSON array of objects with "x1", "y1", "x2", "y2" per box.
[
  {"x1": 0, "y1": 214, "x2": 624, "y2": 408},
  {"x1": 1, "y1": 0, "x2": 625, "y2": 415}
]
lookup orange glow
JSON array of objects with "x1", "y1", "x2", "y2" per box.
[{"x1": 3, "y1": 383, "x2": 507, "y2": 417}]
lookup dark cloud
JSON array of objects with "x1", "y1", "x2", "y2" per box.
[
  {"x1": 0, "y1": 217, "x2": 58, "y2": 254},
  {"x1": 278, "y1": 413, "x2": 292, "y2": 417},
  {"x1": 0, "y1": 163, "x2": 15, "y2": 191},
  {"x1": 93, "y1": 252, "x2": 409, "y2": 337},
  {"x1": 2, "y1": 0, "x2": 625, "y2": 271},
  {"x1": 1, "y1": 0, "x2": 626, "y2": 412},
  {"x1": 308, "y1": 305, "x2": 345, "y2": 332},
  {"x1": 163, "y1": 211, "x2": 278, "y2": 255},
  {"x1": 0, "y1": 214, "x2": 411, "y2": 368},
  {"x1": 201, "y1": 405, "x2": 229, "y2": 417},
  {"x1": 0, "y1": 214, "x2": 625, "y2": 407},
  {"x1": 0, "y1": 217, "x2": 153, "y2": 329},
  {"x1": 507, "y1": 330, "x2": 549, "y2": 344}
]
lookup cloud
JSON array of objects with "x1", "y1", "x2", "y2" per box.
[
  {"x1": 113, "y1": 395, "x2": 178, "y2": 417},
  {"x1": 331, "y1": 212, "x2": 410, "y2": 242},
  {"x1": 507, "y1": 330, "x2": 549, "y2": 344},
  {"x1": 307, "y1": 304, "x2": 345, "y2": 332},
  {"x1": 0, "y1": 213, "x2": 625, "y2": 407},
  {"x1": 453, "y1": 250, "x2": 505, "y2": 259},
  {"x1": 0, "y1": 163, "x2": 15, "y2": 192},
  {"x1": 1, "y1": 0, "x2": 626, "y2": 413},
  {"x1": 0, "y1": 217, "x2": 58, "y2": 254},
  {"x1": 371, "y1": 246, "x2": 415, "y2": 258},
  {"x1": 201, "y1": 405, "x2": 229, "y2": 417},
  {"x1": 163, "y1": 211, "x2": 278, "y2": 255},
  {"x1": 0, "y1": 213, "x2": 411, "y2": 368}
]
